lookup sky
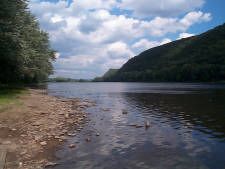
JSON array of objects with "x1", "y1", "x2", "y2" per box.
[{"x1": 28, "y1": 0, "x2": 225, "y2": 79}]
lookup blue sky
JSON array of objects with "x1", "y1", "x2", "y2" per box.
[{"x1": 29, "y1": 0, "x2": 225, "y2": 79}]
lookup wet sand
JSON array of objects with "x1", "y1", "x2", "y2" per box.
[{"x1": 0, "y1": 89, "x2": 94, "y2": 169}]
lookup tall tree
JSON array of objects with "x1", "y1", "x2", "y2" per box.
[{"x1": 0, "y1": 0, "x2": 56, "y2": 84}]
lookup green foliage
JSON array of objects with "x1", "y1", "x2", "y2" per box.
[
  {"x1": 0, "y1": 0, "x2": 56, "y2": 84},
  {"x1": 93, "y1": 69, "x2": 118, "y2": 82},
  {"x1": 104, "y1": 23, "x2": 225, "y2": 82},
  {"x1": 48, "y1": 77, "x2": 91, "y2": 82}
]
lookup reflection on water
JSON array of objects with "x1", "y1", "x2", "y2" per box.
[{"x1": 47, "y1": 82, "x2": 225, "y2": 169}]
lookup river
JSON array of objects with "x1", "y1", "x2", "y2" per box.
[{"x1": 47, "y1": 82, "x2": 225, "y2": 169}]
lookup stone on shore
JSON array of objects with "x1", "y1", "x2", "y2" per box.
[
  {"x1": 69, "y1": 144, "x2": 76, "y2": 148},
  {"x1": 45, "y1": 162, "x2": 58, "y2": 167},
  {"x1": 86, "y1": 138, "x2": 91, "y2": 142},
  {"x1": 128, "y1": 123, "x2": 137, "y2": 127},
  {"x1": 122, "y1": 109, "x2": 128, "y2": 114},
  {"x1": 40, "y1": 141, "x2": 47, "y2": 146},
  {"x1": 145, "y1": 120, "x2": 150, "y2": 128}
]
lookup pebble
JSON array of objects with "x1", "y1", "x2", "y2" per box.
[
  {"x1": 60, "y1": 136, "x2": 67, "y2": 141},
  {"x1": 145, "y1": 120, "x2": 150, "y2": 128},
  {"x1": 20, "y1": 151, "x2": 27, "y2": 155},
  {"x1": 54, "y1": 136, "x2": 60, "y2": 139},
  {"x1": 69, "y1": 144, "x2": 76, "y2": 148},
  {"x1": 68, "y1": 133, "x2": 75, "y2": 137},
  {"x1": 40, "y1": 141, "x2": 47, "y2": 146},
  {"x1": 128, "y1": 123, "x2": 137, "y2": 126},
  {"x1": 122, "y1": 109, "x2": 128, "y2": 114},
  {"x1": 45, "y1": 162, "x2": 58, "y2": 167},
  {"x1": 35, "y1": 136, "x2": 41, "y2": 141},
  {"x1": 86, "y1": 138, "x2": 91, "y2": 142},
  {"x1": 3, "y1": 141, "x2": 12, "y2": 145},
  {"x1": 96, "y1": 133, "x2": 100, "y2": 136}
]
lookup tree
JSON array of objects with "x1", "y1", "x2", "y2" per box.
[{"x1": 0, "y1": 0, "x2": 56, "y2": 84}]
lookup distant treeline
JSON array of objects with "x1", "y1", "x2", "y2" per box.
[
  {"x1": 48, "y1": 77, "x2": 91, "y2": 83},
  {"x1": 0, "y1": 0, "x2": 56, "y2": 84},
  {"x1": 98, "y1": 23, "x2": 225, "y2": 82}
]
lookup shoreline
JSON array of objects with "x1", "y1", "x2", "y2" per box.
[{"x1": 0, "y1": 89, "x2": 94, "y2": 169}]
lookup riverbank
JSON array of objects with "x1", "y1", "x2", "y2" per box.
[{"x1": 0, "y1": 89, "x2": 94, "y2": 169}]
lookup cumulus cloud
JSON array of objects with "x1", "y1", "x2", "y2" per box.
[
  {"x1": 180, "y1": 11, "x2": 211, "y2": 27},
  {"x1": 28, "y1": 0, "x2": 212, "y2": 79},
  {"x1": 132, "y1": 38, "x2": 172, "y2": 52},
  {"x1": 107, "y1": 42, "x2": 135, "y2": 59},
  {"x1": 178, "y1": 33, "x2": 195, "y2": 39},
  {"x1": 119, "y1": 0, "x2": 205, "y2": 18}
]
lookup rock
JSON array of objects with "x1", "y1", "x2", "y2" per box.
[
  {"x1": 122, "y1": 109, "x2": 128, "y2": 114},
  {"x1": 20, "y1": 151, "x2": 26, "y2": 155},
  {"x1": 32, "y1": 122, "x2": 41, "y2": 126},
  {"x1": 96, "y1": 133, "x2": 100, "y2": 136},
  {"x1": 34, "y1": 136, "x2": 41, "y2": 141},
  {"x1": 11, "y1": 128, "x2": 17, "y2": 131},
  {"x1": 40, "y1": 112, "x2": 48, "y2": 115},
  {"x1": 68, "y1": 133, "x2": 75, "y2": 137},
  {"x1": 62, "y1": 129, "x2": 68, "y2": 134},
  {"x1": 54, "y1": 136, "x2": 60, "y2": 139},
  {"x1": 59, "y1": 112, "x2": 64, "y2": 115},
  {"x1": 60, "y1": 136, "x2": 67, "y2": 141},
  {"x1": 3, "y1": 141, "x2": 12, "y2": 145},
  {"x1": 40, "y1": 141, "x2": 47, "y2": 146},
  {"x1": 86, "y1": 137, "x2": 91, "y2": 142},
  {"x1": 136, "y1": 125, "x2": 143, "y2": 128},
  {"x1": 45, "y1": 162, "x2": 58, "y2": 167},
  {"x1": 65, "y1": 114, "x2": 69, "y2": 118},
  {"x1": 69, "y1": 144, "x2": 76, "y2": 148},
  {"x1": 19, "y1": 162, "x2": 23, "y2": 167},
  {"x1": 128, "y1": 123, "x2": 137, "y2": 127},
  {"x1": 145, "y1": 120, "x2": 150, "y2": 128}
]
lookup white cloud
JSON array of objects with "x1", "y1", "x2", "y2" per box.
[
  {"x1": 132, "y1": 38, "x2": 172, "y2": 52},
  {"x1": 55, "y1": 52, "x2": 60, "y2": 59},
  {"x1": 28, "y1": 0, "x2": 212, "y2": 78},
  {"x1": 75, "y1": 0, "x2": 118, "y2": 10},
  {"x1": 178, "y1": 33, "x2": 195, "y2": 39},
  {"x1": 180, "y1": 11, "x2": 211, "y2": 27},
  {"x1": 161, "y1": 38, "x2": 172, "y2": 45},
  {"x1": 107, "y1": 41, "x2": 135, "y2": 59},
  {"x1": 119, "y1": 0, "x2": 205, "y2": 18}
]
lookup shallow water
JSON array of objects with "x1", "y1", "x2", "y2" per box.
[{"x1": 47, "y1": 82, "x2": 225, "y2": 169}]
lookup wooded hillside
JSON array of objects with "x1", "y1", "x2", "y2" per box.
[{"x1": 102, "y1": 23, "x2": 225, "y2": 82}]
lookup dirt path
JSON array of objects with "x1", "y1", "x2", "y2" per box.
[{"x1": 0, "y1": 89, "x2": 94, "y2": 169}]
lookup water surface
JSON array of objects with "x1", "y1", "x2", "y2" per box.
[{"x1": 48, "y1": 82, "x2": 225, "y2": 169}]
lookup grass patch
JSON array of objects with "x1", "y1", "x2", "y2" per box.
[{"x1": 0, "y1": 87, "x2": 29, "y2": 111}]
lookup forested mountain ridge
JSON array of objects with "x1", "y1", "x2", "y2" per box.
[
  {"x1": 102, "y1": 23, "x2": 225, "y2": 82},
  {"x1": 0, "y1": 0, "x2": 56, "y2": 84},
  {"x1": 93, "y1": 69, "x2": 118, "y2": 82}
]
